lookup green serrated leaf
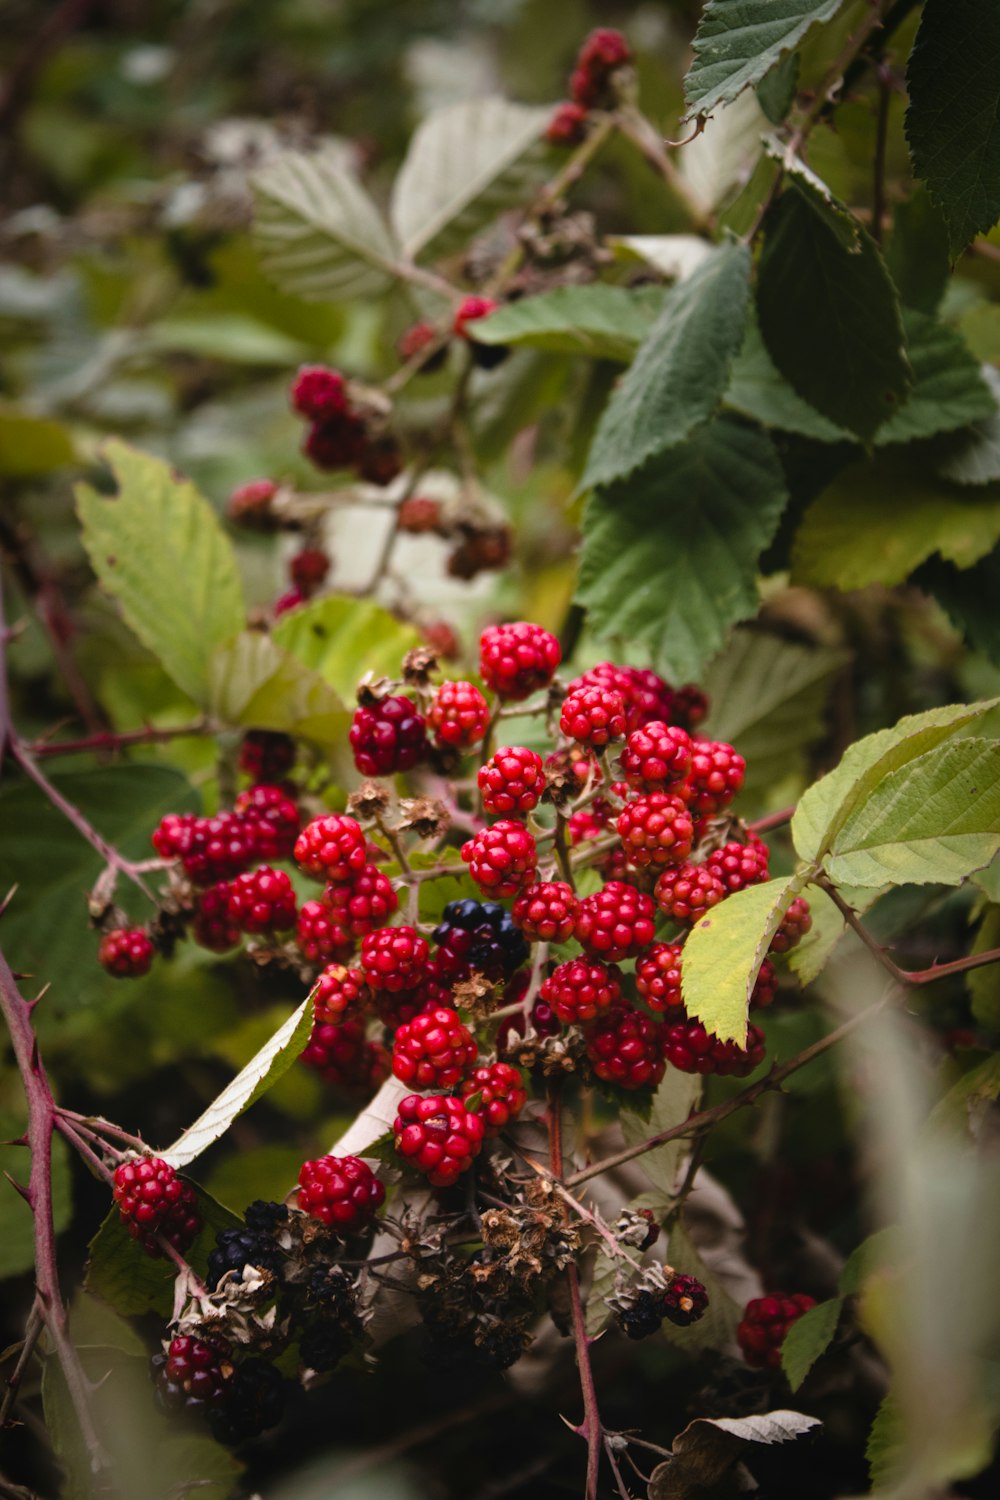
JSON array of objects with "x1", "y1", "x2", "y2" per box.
[
  {"x1": 684, "y1": 0, "x2": 845, "y2": 117},
  {"x1": 875, "y1": 309, "x2": 996, "y2": 446},
  {"x1": 757, "y1": 181, "x2": 910, "y2": 440},
  {"x1": 920, "y1": 547, "x2": 1000, "y2": 667},
  {"x1": 581, "y1": 241, "x2": 752, "y2": 491},
  {"x1": 935, "y1": 369, "x2": 1000, "y2": 487},
  {"x1": 469, "y1": 284, "x2": 665, "y2": 363},
  {"x1": 162, "y1": 997, "x2": 314, "y2": 1168},
  {"x1": 724, "y1": 307, "x2": 851, "y2": 441},
  {"x1": 85, "y1": 1188, "x2": 240, "y2": 1319},
  {"x1": 207, "y1": 630, "x2": 349, "y2": 748},
  {"x1": 253, "y1": 145, "x2": 400, "y2": 303},
  {"x1": 760, "y1": 138, "x2": 860, "y2": 249},
  {"x1": 787, "y1": 884, "x2": 846, "y2": 986},
  {"x1": 577, "y1": 418, "x2": 787, "y2": 683},
  {"x1": 781, "y1": 1296, "x2": 842, "y2": 1390},
  {"x1": 272, "y1": 592, "x2": 422, "y2": 701},
  {"x1": 867, "y1": 1392, "x2": 905, "y2": 1489},
  {"x1": 682, "y1": 875, "x2": 804, "y2": 1044},
  {"x1": 621, "y1": 1071, "x2": 703, "y2": 1197},
  {"x1": 585, "y1": 1249, "x2": 617, "y2": 1337},
  {"x1": 605, "y1": 234, "x2": 714, "y2": 282},
  {"x1": 791, "y1": 456, "x2": 1000, "y2": 590},
  {"x1": 822, "y1": 737, "x2": 1000, "y2": 889},
  {"x1": 905, "y1": 0, "x2": 1000, "y2": 255},
  {"x1": 838, "y1": 1226, "x2": 899, "y2": 1296},
  {"x1": 756, "y1": 49, "x2": 800, "y2": 125},
  {"x1": 76, "y1": 440, "x2": 245, "y2": 705},
  {"x1": 885, "y1": 184, "x2": 951, "y2": 315},
  {"x1": 390, "y1": 97, "x2": 550, "y2": 263}
]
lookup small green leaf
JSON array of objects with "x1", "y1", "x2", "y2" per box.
[
  {"x1": 682, "y1": 876, "x2": 804, "y2": 1044},
  {"x1": 905, "y1": 0, "x2": 1000, "y2": 255},
  {"x1": 757, "y1": 181, "x2": 910, "y2": 440},
  {"x1": 582, "y1": 241, "x2": 752, "y2": 491},
  {"x1": 781, "y1": 1296, "x2": 842, "y2": 1390},
  {"x1": 875, "y1": 309, "x2": 996, "y2": 446},
  {"x1": 469, "y1": 284, "x2": 665, "y2": 363},
  {"x1": 162, "y1": 996, "x2": 315, "y2": 1168},
  {"x1": 207, "y1": 630, "x2": 349, "y2": 748},
  {"x1": 76, "y1": 440, "x2": 245, "y2": 706},
  {"x1": 822, "y1": 737, "x2": 1000, "y2": 889},
  {"x1": 756, "y1": 49, "x2": 800, "y2": 124},
  {"x1": 684, "y1": 0, "x2": 845, "y2": 117},
  {"x1": 577, "y1": 417, "x2": 787, "y2": 684},
  {"x1": 272, "y1": 592, "x2": 422, "y2": 701},
  {"x1": 621, "y1": 1071, "x2": 703, "y2": 1196},
  {"x1": 866, "y1": 1393, "x2": 905, "y2": 1490},
  {"x1": 585, "y1": 1249, "x2": 618, "y2": 1337},
  {"x1": 884, "y1": 185, "x2": 951, "y2": 315}
]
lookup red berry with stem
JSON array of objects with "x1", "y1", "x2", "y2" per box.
[
  {"x1": 512, "y1": 880, "x2": 580, "y2": 944},
  {"x1": 360, "y1": 925, "x2": 430, "y2": 992},
  {"x1": 112, "y1": 1156, "x2": 201, "y2": 1257},
  {"x1": 573, "y1": 881, "x2": 656, "y2": 962},
  {"x1": 478, "y1": 746, "x2": 546, "y2": 816},
  {"x1": 324, "y1": 865, "x2": 399, "y2": 938},
  {"x1": 769, "y1": 896, "x2": 812, "y2": 954},
  {"x1": 239, "y1": 730, "x2": 296, "y2": 782},
  {"x1": 461, "y1": 820, "x2": 537, "y2": 898},
  {"x1": 296, "y1": 897, "x2": 354, "y2": 965},
  {"x1": 585, "y1": 1004, "x2": 666, "y2": 1091},
  {"x1": 391, "y1": 1006, "x2": 477, "y2": 1090},
  {"x1": 620, "y1": 722, "x2": 692, "y2": 791},
  {"x1": 227, "y1": 478, "x2": 279, "y2": 529},
  {"x1": 157, "y1": 1334, "x2": 233, "y2": 1410},
  {"x1": 635, "y1": 941, "x2": 685, "y2": 1013},
  {"x1": 662, "y1": 1273, "x2": 709, "y2": 1327},
  {"x1": 461, "y1": 1062, "x2": 527, "y2": 1135},
  {"x1": 393, "y1": 1094, "x2": 485, "y2": 1187},
  {"x1": 297, "y1": 1154, "x2": 385, "y2": 1232},
  {"x1": 705, "y1": 838, "x2": 770, "y2": 894},
  {"x1": 98, "y1": 928, "x2": 154, "y2": 978},
  {"x1": 751, "y1": 958, "x2": 779, "y2": 1009},
  {"x1": 290, "y1": 365, "x2": 348, "y2": 422},
  {"x1": 539, "y1": 957, "x2": 622, "y2": 1025},
  {"x1": 546, "y1": 101, "x2": 589, "y2": 145},
  {"x1": 290, "y1": 548, "x2": 331, "y2": 593},
  {"x1": 312, "y1": 964, "x2": 368, "y2": 1024},
  {"x1": 294, "y1": 814, "x2": 367, "y2": 882},
  {"x1": 453, "y1": 296, "x2": 499, "y2": 338},
  {"x1": 350, "y1": 694, "x2": 427, "y2": 778},
  {"x1": 479, "y1": 621, "x2": 561, "y2": 702},
  {"x1": 617, "y1": 792, "x2": 693, "y2": 869},
  {"x1": 303, "y1": 412, "x2": 366, "y2": 471},
  {"x1": 226, "y1": 866, "x2": 297, "y2": 934},
  {"x1": 427, "y1": 680, "x2": 491, "y2": 750},
  {"x1": 398, "y1": 495, "x2": 444, "y2": 534},
  {"x1": 654, "y1": 863, "x2": 727, "y2": 924},
  {"x1": 397, "y1": 321, "x2": 448, "y2": 371},
  {"x1": 560, "y1": 685, "x2": 626, "y2": 748},
  {"x1": 682, "y1": 741, "x2": 746, "y2": 817},
  {"x1": 300, "y1": 1017, "x2": 388, "y2": 1093},
  {"x1": 737, "y1": 1294, "x2": 817, "y2": 1369}
]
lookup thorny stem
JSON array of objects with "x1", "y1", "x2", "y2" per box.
[
  {"x1": 0, "y1": 1301, "x2": 43, "y2": 1429},
  {"x1": 819, "y1": 879, "x2": 1000, "y2": 986}
]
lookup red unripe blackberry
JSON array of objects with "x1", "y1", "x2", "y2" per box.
[
  {"x1": 294, "y1": 813, "x2": 367, "y2": 881},
  {"x1": 274, "y1": 586, "x2": 307, "y2": 618},
  {"x1": 461, "y1": 1062, "x2": 527, "y2": 1134},
  {"x1": 154, "y1": 811, "x2": 258, "y2": 886},
  {"x1": 393, "y1": 1093, "x2": 485, "y2": 1187},
  {"x1": 585, "y1": 1004, "x2": 666, "y2": 1091},
  {"x1": 461, "y1": 819, "x2": 537, "y2": 897},
  {"x1": 290, "y1": 547, "x2": 331, "y2": 593},
  {"x1": 478, "y1": 745, "x2": 545, "y2": 815},
  {"x1": 662, "y1": 1273, "x2": 709, "y2": 1327},
  {"x1": 751, "y1": 958, "x2": 778, "y2": 1009},
  {"x1": 635, "y1": 941, "x2": 685, "y2": 1013},
  {"x1": 669, "y1": 683, "x2": 709, "y2": 731},
  {"x1": 512, "y1": 880, "x2": 580, "y2": 944},
  {"x1": 357, "y1": 433, "x2": 403, "y2": 487},
  {"x1": 234, "y1": 783, "x2": 300, "y2": 861},
  {"x1": 737, "y1": 1293, "x2": 816, "y2": 1369},
  {"x1": 227, "y1": 478, "x2": 279, "y2": 529},
  {"x1": 427, "y1": 679, "x2": 491, "y2": 749},
  {"x1": 578, "y1": 27, "x2": 632, "y2": 76},
  {"x1": 567, "y1": 663, "x2": 672, "y2": 733},
  {"x1": 300, "y1": 1017, "x2": 388, "y2": 1093},
  {"x1": 547, "y1": 101, "x2": 589, "y2": 145},
  {"x1": 397, "y1": 321, "x2": 448, "y2": 371},
  {"x1": 98, "y1": 927, "x2": 154, "y2": 979},
  {"x1": 568, "y1": 799, "x2": 613, "y2": 845},
  {"x1": 682, "y1": 740, "x2": 746, "y2": 816},
  {"x1": 239, "y1": 729, "x2": 296, "y2": 782},
  {"x1": 297, "y1": 1154, "x2": 385, "y2": 1231},
  {"x1": 479, "y1": 621, "x2": 561, "y2": 702},
  {"x1": 569, "y1": 65, "x2": 601, "y2": 109},
  {"x1": 663, "y1": 1018, "x2": 766, "y2": 1077},
  {"x1": 349, "y1": 695, "x2": 427, "y2": 777},
  {"x1": 192, "y1": 884, "x2": 240, "y2": 953},
  {"x1": 391, "y1": 1006, "x2": 477, "y2": 1090},
  {"x1": 423, "y1": 618, "x2": 461, "y2": 660},
  {"x1": 112, "y1": 1156, "x2": 201, "y2": 1256},
  {"x1": 372, "y1": 973, "x2": 449, "y2": 1030},
  {"x1": 296, "y1": 897, "x2": 354, "y2": 965},
  {"x1": 705, "y1": 838, "x2": 770, "y2": 894},
  {"x1": 540, "y1": 957, "x2": 622, "y2": 1025},
  {"x1": 654, "y1": 863, "x2": 726, "y2": 924},
  {"x1": 398, "y1": 495, "x2": 445, "y2": 534},
  {"x1": 157, "y1": 1335, "x2": 233, "y2": 1410},
  {"x1": 453, "y1": 296, "x2": 499, "y2": 338},
  {"x1": 226, "y1": 865, "x2": 297, "y2": 934},
  {"x1": 290, "y1": 364, "x2": 348, "y2": 422},
  {"x1": 617, "y1": 792, "x2": 694, "y2": 869},
  {"x1": 574, "y1": 881, "x2": 656, "y2": 962},
  {"x1": 303, "y1": 413, "x2": 366, "y2": 471},
  {"x1": 313, "y1": 964, "x2": 368, "y2": 1024},
  {"x1": 621, "y1": 721, "x2": 692, "y2": 791},
  {"x1": 361, "y1": 924, "x2": 430, "y2": 992},
  {"x1": 560, "y1": 684, "x2": 626, "y2": 747},
  {"x1": 324, "y1": 865, "x2": 399, "y2": 937},
  {"x1": 769, "y1": 896, "x2": 812, "y2": 954}
]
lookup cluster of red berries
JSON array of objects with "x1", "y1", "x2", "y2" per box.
[
  {"x1": 737, "y1": 1293, "x2": 817, "y2": 1369},
  {"x1": 290, "y1": 364, "x2": 402, "y2": 486},
  {"x1": 547, "y1": 29, "x2": 633, "y2": 145}
]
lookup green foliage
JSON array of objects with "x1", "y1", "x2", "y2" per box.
[
  {"x1": 875, "y1": 309, "x2": 996, "y2": 447},
  {"x1": 684, "y1": 0, "x2": 845, "y2": 117},
  {"x1": 272, "y1": 594, "x2": 422, "y2": 702},
  {"x1": 780, "y1": 1296, "x2": 841, "y2": 1390},
  {"x1": 724, "y1": 308, "x2": 850, "y2": 441},
  {"x1": 206, "y1": 631, "x2": 349, "y2": 748},
  {"x1": 470, "y1": 284, "x2": 665, "y2": 362},
  {"x1": 620, "y1": 1070, "x2": 702, "y2": 1196},
  {"x1": 885, "y1": 185, "x2": 951, "y2": 315},
  {"x1": 85, "y1": 1188, "x2": 240, "y2": 1319},
  {"x1": 0, "y1": 407, "x2": 77, "y2": 476}
]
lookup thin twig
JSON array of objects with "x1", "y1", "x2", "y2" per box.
[{"x1": 26, "y1": 720, "x2": 211, "y2": 759}]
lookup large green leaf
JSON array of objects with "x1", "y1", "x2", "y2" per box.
[
  {"x1": 682, "y1": 876, "x2": 804, "y2": 1043},
  {"x1": 206, "y1": 630, "x2": 348, "y2": 747},
  {"x1": 905, "y1": 0, "x2": 1000, "y2": 255},
  {"x1": 76, "y1": 440, "x2": 245, "y2": 706},
  {"x1": 469, "y1": 284, "x2": 665, "y2": 363},
  {"x1": 581, "y1": 241, "x2": 752, "y2": 491},
  {"x1": 781, "y1": 1297, "x2": 842, "y2": 1391},
  {"x1": 724, "y1": 308, "x2": 850, "y2": 441},
  {"x1": 576, "y1": 418, "x2": 787, "y2": 683},
  {"x1": 935, "y1": 369, "x2": 1000, "y2": 486},
  {"x1": 884, "y1": 185, "x2": 951, "y2": 315},
  {"x1": 0, "y1": 1116, "x2": 72, "y2": 1281},
  {"x1": 756, "y1": 182, "x2": 910, "y2": 440},
  {"x1": 875, "y1": 310, "x2": 996, "y2": 446},
  {"x1": 822, "y1": 738, "x2": 1000, "y2": 889},
  {"x1": 272, "y1": 592, "x2": 423, "y2": 702},
  {"x1": 389, "y1": 97, "x2": 550, "y2": 263},
  {"x1": 791, "y1": 457, "x2": 1000, "y2": 590},
  {"x1": 684, "y1": 0, "x2": 845, "y2": 117},
  {"x1": 791, "y1": 699, "x2": 1000, "y2": 864},
  {"x1": 252, "y1": 146, "x2": 400, "y2": 303}
]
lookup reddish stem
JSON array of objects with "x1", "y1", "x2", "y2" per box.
[{"x1": 26, "y1": 720, "x2": 211, "y2": 759}]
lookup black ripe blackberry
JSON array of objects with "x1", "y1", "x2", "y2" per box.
[{"x1": 432, "y1": 899, "x2": 529, "y2": 983}]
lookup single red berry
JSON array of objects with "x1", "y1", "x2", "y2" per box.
[
  {"x1": 296, "y1": 897, "x2": 354, "y2": 965},
  {"x1": 682, "y1": 741, "x2": 746, "y2": 816},
  {"x1": 585, "y1": 1004, "x2": 666, "y2": 1091},
  {"x1": 663, "y1": 1018, "x2": 766, "y2": 1077},
  {"x1": 227, "y1": 478, "x2": 279, "y2": 528},
  {"x1": 303, "y1": 413, "x2": 367, "y2": 471},
  {"x1": 705, "y1": 838, "x2": 770, "y2": 894},
  {"x1": 512, "y1": 881, "x2": 580, "y2": 944},
  {"x1": 98, "y1": 928, "x2": 154, "y2": 979},
  {"x1": 453, "y1": 296, "x2": 500, "y2": 339},
  {"x1": 192, "y1": 884, "x2": 241, "y2": 953},
  {"x1": 290, "y1": 365, "x2": 348, "y2": 422},
  {"x1": 290, "y1": 547, "x2": 331, "y2": 593},
  {"x1": 769, "y1": 896, "x2": 812, "y2": 954},
  {"x1": 423, "y1": 618, "x2": 461, "y2": 660},
  {"x1": 737, "y1": 1293, "x2": 816, "y2": 1369},
  {"x1": 324, "y1": 865, "x2": 399, "y2": 938},
  {"x1": 662, "y1": 1273, "x2": 709, "y2": 1327},
  {"x1": 294, "y1": 814, "x2": 367, "y2": 882},
  {"x1": 539, "y1": 957, "x2": 622, "y2": 1025},
  {"x1": 560, "y1": 685, "x2": 626, "y2": 747},
  {"x1": 461, "y1": 820, "x2": 538, "y2": 898},
  {"x1": 297, "y1": 1154, "x2": 385, "y2": 1231},
  {"x1": 273, "y1": 586, "x2": 306, "y2": 617},
  {"x1": 568, "y1": 662, "x2": 672, "y2": 733},
  {"x1": 397, "y1": 321, "x2": 448, "y2": 371},
  {"x1": 447, "y1": 525, "x2": 511, "y2": 576},
  {"x1": 361, "y1": 925, "x2": 430, "y2": 992},
  {"x1": 239, "y1": 730, "x2": 296, "y2": 782},
  {"x1": 461, "y1": 1062, "x2": 527, "y2": 1135},
  {"x1": 616, "y1": 792, "x2": 693, "y2": 869},
  {"x1": 578, "y1": 27, "x2": 632, "y2": 76},
  {"x1": 155, "y1": 811, "x2": 257, "y2": 886},
  {"x1": 357, "y1": 433, "x2": 403, "y2": 487},
  {"x1": 427, "y1": 680, "x2": 491, "y2": 749},
  {"x1": 301, "y1": 1017, "x2": 386, "y2": 1091},
  {"x1": 391, "y1": 1006, "x2": 477, "y2": 1090},
  {"x1": 751, "y1": 958, "x2": 778, "y2": 1009},
  {"x1": 573, "y1": 881, "x2": 656, "y2": 962},
  {"x1": 546, "y1": 100, "x2": 589, "y2": 145},
  {"x1": 478, "y1": 746, "x2": 546, "y2": 815},
  {"x1": 157, "y1": 1334, "x2": 233, "y2": 1410},
  {"x1": 226, "y1": 865, "x2": 297, "y2": 934},
  {"x1": 621, "y1": 722, "x2": 693, "y2": 791},
  {"x1": 112, "y1": 1156, "x2": 201, "y2": 1256},
  {"x1": 349, "y1": 695, "x2": 427, "y2": 777},
  {"x1": 479, "y1": 621, "x2": 561, "y2": 702},
  {"x1": 393, "y1": 1094, "x2": 485, "y2": 1187},
  {"x1": 398, "y1": 495, "x2": 444, "y2": 534},
  {"x1": 234, "y1": 783, "x2": 300, "y2": 861},
  {"x1": 654, "y1": 863, "x2": 726, "y2": 924},
  {"x1": 669, "y1": 683, "x2": 709, "y2": 731},
  {"x1": 313, "y1": 964, "x2": 368, "y2": 1024},
  {"x1": 635, "y1": 942, "x2": 685, "y2": 1013}
]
